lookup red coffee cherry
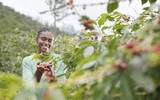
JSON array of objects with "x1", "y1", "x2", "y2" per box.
[
  {"x1": 114, "y1": 60, "x2": 128, "y2": 70},
  {"x1": 125, "y1": 40, "x2": 138, "y2": 49},
  {"x1": 87, "y1": 19, "x2": 94, "y2": 24},
  {"x1": 47, "y1": 71, "x2": 52, "y2": 77},
  {"x1": 132, "y1": 47, "x2": 141, "y2": 56},
  {"x1": 67, "y1": 0, "x2": 73, "y2": 5}
]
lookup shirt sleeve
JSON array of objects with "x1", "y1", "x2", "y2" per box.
[
  {"x1": 22, "y1": 58, "x2": 34, "y2": 81},
  {"x1": 55, "y1": 60, "x2": 66, "y2": 82}
]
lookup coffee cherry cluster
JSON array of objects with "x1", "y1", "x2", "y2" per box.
[
  {"x1": 114, "y1": 60, "x2": 128, "y2": 70},
  {"x1": 37, "y1": 62, "x2": 56, "y2": 81},
  {"x1": 125, "y1": 40, "x2": 141, "y2": 56},
  {"x1": 90, "y1": 32, "x2": 98, "y2": 40},
  {"x1": 44, "y1": 71, "x2": 56, "y2": 79},
  {"x1": 79, "y1": 16, "x2": 95, "y2": 30},
  {"x1": 67, "y1": 0, "x2": 73, "y2": 5},
  {"x1": 121, "y1": 14, "x2": 130, "y2": 22}
]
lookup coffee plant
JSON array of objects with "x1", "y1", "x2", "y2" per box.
[{"x1": 0, "y1": 0, "x2": 160, "y2": 100}]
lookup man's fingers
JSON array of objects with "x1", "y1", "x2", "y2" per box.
[
  {"x1": 37, "y1": 62, "x2": 40, "y2": 65},
  {"x1": 44, "y1": 68, "x2": 50, "y2": 71}
]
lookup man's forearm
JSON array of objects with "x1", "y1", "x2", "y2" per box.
[{"x1": 34, "y1": 69, "x2": 43, "y2": 82}]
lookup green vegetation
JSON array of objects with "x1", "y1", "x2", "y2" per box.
[
  {"x1": 0, "y1": 0, "x2": 160, "y2": 100},
  {"x1": 0, "y1": 2, "x2": 44, "y2": 33},
  {"x1": 0, "y1": 2, "x2": 42, "y2": 76}
]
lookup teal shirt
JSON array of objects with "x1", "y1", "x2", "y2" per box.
[{"x1": 22, "y1": 53, "x2": 65, "y2": 84}]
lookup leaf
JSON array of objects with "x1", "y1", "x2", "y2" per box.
[
  {"x1": 57, "y1": 73, "x2": 66, "y2": 78},
  {"x1": 107, "y1": 1, "x2": 118, "y2": 13},
  {"x1": 77, "y1": 53, "x2": 100, "y2": 69},
  {"x1": 102, "y1": 26, "x2": 111, "y2": 31},
  {"x1": 32, "y1": 54, "x2": 42, "y2": 60},
  {"x1": 39, "y1": 10, "x2": 49, "y2": 14},
  {"x1": 98, "y1": 13, "x2": 108, "y2": 27},
  {"x1": 41, "y1": 56, "x2": 50, "y2": 63},
  {"x1": 70, "y1": 69, "x2": 85, "y2": 79},
  {"x1": 131, "y1": 70, "x2": 155, "y2": 92},
  {"x1": 113, "y1": 24, "x2": 127, "y2": 30},
  {"x1": 83, "y1": 46, "x2": 94, "y2": 57},
  {"x1": 92, "y1": 72, "x2": 121, "y2": 100},
  {"x1": 79, "y1": 40, "x2": 97, "y2": 46},
  {"x1": 120, "y1": 72, "x2": 138, "y2": 100},
  {"x1": 107, "y1": 16, "x2": 114, "y2": 21},
  {"x1": 143, "y1": 7, "x2": 150, "y2": 10},
  {"x1": 0, "y1": 73, "x2": 22, "y2": 99},
  {"x1": 82, "y1": 60, "x2": 97, "y2": 69},
  {"x1": 132, "y1": 23, "x2": 140, "y2": 31},
  {"x1": 149, "y1": 0, "x2": 156, "y2": 4},
  {"x1": 141, "y1": 0, "x2": 148, "y2": 4}
]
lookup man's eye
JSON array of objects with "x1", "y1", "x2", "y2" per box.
[
  {"x1": 41, "y1": 37, "x2": 46, "y2": 41},
  {"x1": 48, "y1": 39, "x2": 52, "y2": 42}
]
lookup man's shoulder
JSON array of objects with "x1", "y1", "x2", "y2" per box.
[
  {"x1": 51, "y1": 52, "x2": 60, "y2": 58},
  {"x1": 23, "y1": 54, "x2": 36, "y2": 63}
]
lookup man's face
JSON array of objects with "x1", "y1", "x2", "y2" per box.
[{"x1": 36, "y1": 31, "x2": 54, "y2": 53}]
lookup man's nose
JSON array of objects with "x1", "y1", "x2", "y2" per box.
[{"x1": 44, "y1": 41, "x2": 49, "y2": 45}]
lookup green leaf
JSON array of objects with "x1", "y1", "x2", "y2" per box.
[
  {"x1": 107, "y1": 1, "x2": 118, "y2": 13},
  {"x1": 120, "y1": 72, "x2": 138, "y2": 100},
  {"x1": 107, "y1": 16, "x2": 114, "y2": 21},
  {"x1": 102, "y1": 26, "x2": 111, "y2": 31},
  {"x1": 131, "y1": 70, "x2": 155, "y2": 92},
  {"x1": 32, "y1": 54, "x2": 42, "y2": 60},
  {"x1": 113, "y1": 24, "x2": 127, "y2": 30},
  {"x1": 70, "y1": 69, "x2": 85, "y2": 79},
  {"x1": 77, "y1": 53, "x2": 100, "y2": 69},
  {"x1": 132, "y1": 23, "x2": 140, "y2": 31},
  {"x1": 149, "y1": 0, "x2": 156, "y2": 4},
  {"x1": 41, "y1": 56, "x2": 50, "y2": 63},
  {"x1": 92, "y1": 72, "x2": 121, "y2": 100},
  {"x1": 98, "y1": 13, "x2": 108, "y2": 27},
  {"x1": 141, "y1": 0, "x2": 148, "y2": 4},
  {"x1": 79, "y1": 40, "x2": 97, "y2": 46},
  {"x1": 143, "y1": 7, "x2": 150, "y2": 10},
  {"x1": 57, "y1": 73, "x2": 66, "y2": 78},
  {"x1": 0, "y1": 73, "x2": 22, "y2": 100}
]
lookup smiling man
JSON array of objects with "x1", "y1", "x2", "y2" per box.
[{"x1": 22, "y1": 28, "x2": 65, "y2": 83}]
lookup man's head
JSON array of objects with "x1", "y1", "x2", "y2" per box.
[{"x1": 36, "y1": 28, "x2": 54, "y2": 53}]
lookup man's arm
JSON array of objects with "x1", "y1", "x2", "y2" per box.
[
  {"x1": 22, "y1": 58, "x2": 34, "y2": 81},
  {"x1": 34, "y1": 67, "x2": 43, "y2": 82},
  {"x1": 23, "y1": 59, "x2": 44, "y2": 82}
]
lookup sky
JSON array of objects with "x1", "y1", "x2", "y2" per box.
[{"x1": 0, "y1": 0, "x2": 159, "y2": 32}]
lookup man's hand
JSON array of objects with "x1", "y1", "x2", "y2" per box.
[
  {"x1": 37, "y1": 62, "x2": 52, "y2": 72},
  {"x1": 34, "y1": 61, "x2": 54, "y2": 82}
]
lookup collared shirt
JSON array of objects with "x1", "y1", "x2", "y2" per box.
[{"x1": 22, "y1": 53, "x2": 65, "y2": 84}]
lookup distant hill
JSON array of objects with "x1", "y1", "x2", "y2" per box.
[{"x1": 0, "y1": 2, "x2": 44, "y2": 33}]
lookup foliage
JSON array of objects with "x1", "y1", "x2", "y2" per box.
[
  {"x1": 0, "y1": 2, "x2": 44, "y2": 33},
  {"x1": 0, "y1": 29, "x2": 37, "y2": 76}
]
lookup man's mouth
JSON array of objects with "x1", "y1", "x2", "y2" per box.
[{"x1": 41, "y1": 45, "x2": 50, "y2": 52}]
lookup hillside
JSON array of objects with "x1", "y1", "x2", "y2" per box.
[{"x1": 0, "y1": 2, "x2": 44, "y2": 33}]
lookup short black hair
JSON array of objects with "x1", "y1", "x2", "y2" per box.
[{"x1": 37, "y1": 28, "x2": 54, "y2": 39}]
